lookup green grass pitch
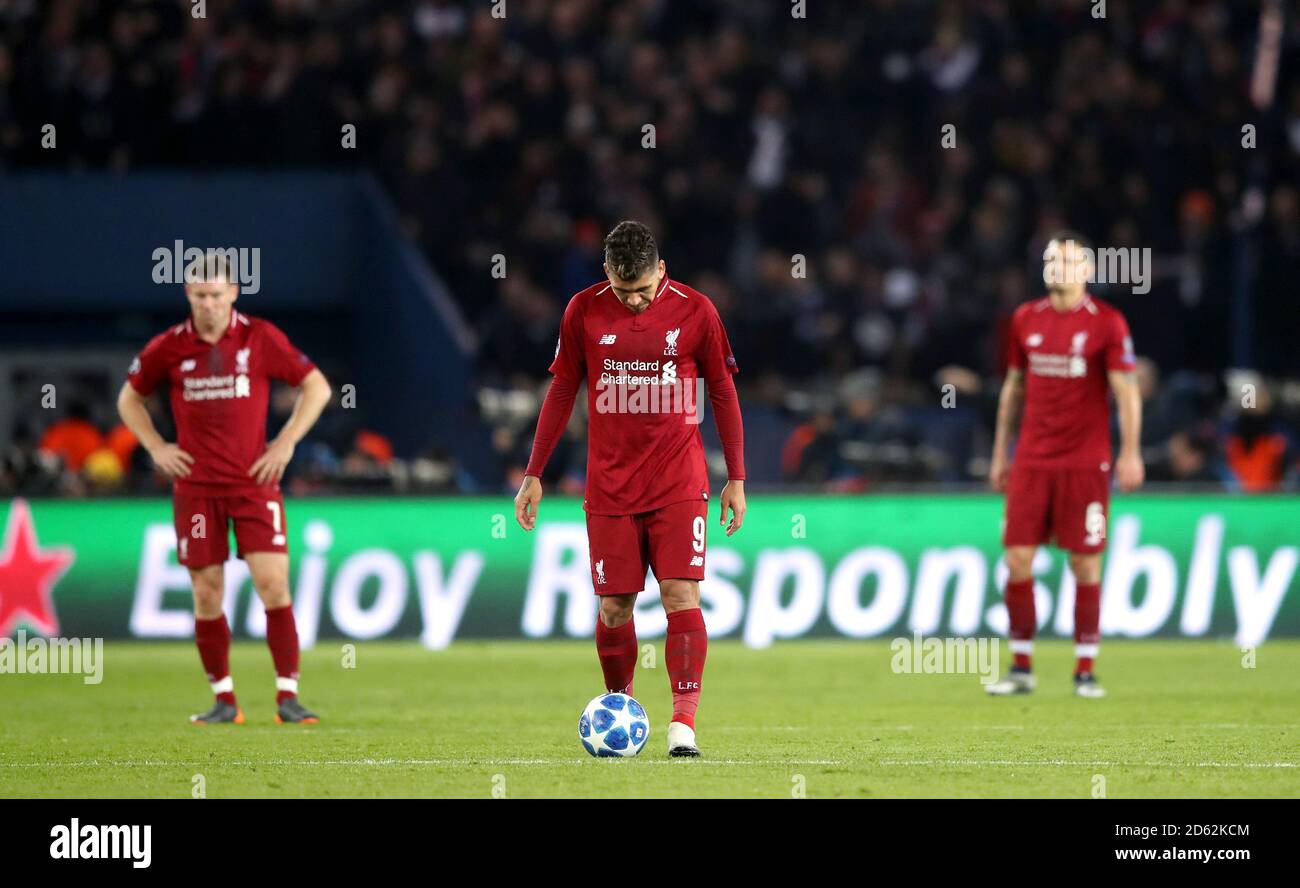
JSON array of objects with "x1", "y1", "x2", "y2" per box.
[{"x1": 2, "y1": 639, "x2": 1297, "y2": 798}]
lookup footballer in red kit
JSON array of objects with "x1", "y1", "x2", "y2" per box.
[
  {"x1": 987, "y1": 232, "x2": 1144, "y2": 698},
  {"x1": 117, "y1": 252, "x2": 332, "y2": 724},
  {"x1": 514, "y1": 221, "x2": 746, "y2": 757}
]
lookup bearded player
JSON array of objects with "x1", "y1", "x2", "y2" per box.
[
  {"x1": 117, "y1": 252, "x2": 332, "y2": 724},
  {"x1": 514, "y1": 221, "x2": 746, "y2": 757},
  {"x1": 987, "y1": 232, "x2": 1143, "y2": 698}
]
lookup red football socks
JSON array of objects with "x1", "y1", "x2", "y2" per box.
[
  {"x1": 595, "y1": 616, "x2": 638, "y2": 695},
  {"x1": 194, "y1": 614, "x2": 235, "y2": 705},
  {"x1": 265, "y1": 605, "x2": 301, "y2": 703},
  {"x1": 1074, "y1": 582, "x2": 1101, "y2": 674},
  {"x1": 1005, "y1": 578, "x2": 1035, "y2": 670},
  {"x1": 666, "y1": 607, "x2": 707, "y2": 729}
]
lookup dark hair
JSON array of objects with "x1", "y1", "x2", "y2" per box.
[
  {"x1": 603, "y1": 220, "x2": 659, "y2": 281},
  {"x1": 184, "y1": 250, "x2": 235, "y2": 284},
  {"x1": 1045, "y1": 229, "x2": 1093, "y2": 254}
]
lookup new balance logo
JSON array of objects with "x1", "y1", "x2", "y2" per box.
[
  {"x1": 180, "y1": 359, "x2": 197, "y2": 372},
  {"x1": 689, "y1": 555, "x2": 704, "y2": 567},
  {"x1": 598, "y1": 334, "x2": 617, "y2": 345}
]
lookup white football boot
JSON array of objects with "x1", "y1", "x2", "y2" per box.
[
  {"x1": 984, "y1": 668, "x2": 1036, "y2": 695},
  {"x1": 1073, "y1": 672, "x2": 1107, "y2": 698},
  {"x1": 667, "y1": 721, "x2": 700, "y2": 757}
]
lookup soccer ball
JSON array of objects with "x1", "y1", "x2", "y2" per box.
[{"x1": 578, "y1": 693, "x2": 649, "y2": 757}]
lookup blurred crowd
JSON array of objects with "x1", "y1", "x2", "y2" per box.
[
  {"x1": 1, "y1": 376, "x2": 462, "y2": 496},
  {"x1": 2, "y1": 0, "x2": 1299, "y2": 493}
]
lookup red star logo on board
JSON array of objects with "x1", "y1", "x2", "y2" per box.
[{"x1": 0, "y1": 498, "x2": 74, "y2": 637}]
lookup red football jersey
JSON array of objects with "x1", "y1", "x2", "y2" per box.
[
  {"x1": 1007, "y1": 293, "x2": 1136, "y2": 471},
  {"x1": 127, "y1": 310, "x2": 316, "y2": 496},
  {"x1": 551, "y1": 277, "x2": 739, "y2": 515}
]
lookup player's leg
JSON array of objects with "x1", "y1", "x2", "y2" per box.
[
  {"x1": 989, "y1": 467, "x2": 1049, "y2": 694},
  {"x1": 1057, "y1": 470, "x2": 1110, "y2": 698},
  {"x1": 659, "y1": 579, "x2": 706, "y2": 756},
  {"x1": 243, "y1": 551, "x2": 317, "y2": 722},
  {"x1": 1004, "y1": 545, "x2": 1038, "y2": 669},
  {"x1": 597, "y1": 593, "x2": 639, "y2": 694},
  {"x1": 189, "y1": 563, "x2": 243, "y2": 723},
  {"x1": 175, "y1": 493, "x2": 242, "y2": 723},
  {"x1": 986, "y1": 545, "x2": 1038, "y2": 694},
  {"x1": 646, "y1": 500, "x2": 709, "y2": 756},
  {"x1": 235, "y1": 493, "x2": 318, "y2": 723},
  {"x1": 1067, "y1": 552, "x2": 1104, "y2": 696},
  {"x1": 587, "y1": 512, "x2": 647, "y2": 696}
]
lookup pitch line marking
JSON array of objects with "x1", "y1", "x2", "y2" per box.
[
  {"x1": 876, "y1": 759, "x2": 1297, "y2": 769},
  {"x1": 0, "y1": 758, "x2": 849, "y2": 768},
  {"x1": 2, "y1": 758, "x2": 1296, "y2": 769}
]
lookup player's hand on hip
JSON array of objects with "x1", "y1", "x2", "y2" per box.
[
  {"x1": 719, "y1": 480, "x2": 746, "y2": 536},
  {"x1": 515, "y1": 474, "x2": 542, "y2": 531},
  {"x1": 1115, "y1": 451, "x2": 1144, "y2": 492},
  {"x1": 249, "y1": 437, "x2": 295, "y2": 485},
  {"x1": 148, "y1": 442, "x2": 194, "y2": 479},
  {"x1": 989, "y1": 453, "x2": 1010, "y2": 492}
]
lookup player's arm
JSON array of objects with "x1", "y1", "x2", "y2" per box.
[
  {"x1": 516, "y1": 297, "x2": 587, "y2": 530},
  {"x1": 250, "y1": 368, "x2": 331, "y2": 484},
  {"x1": 709, "y1": 371, "x2": 746, "y2": 536},
  {"x1": 515, "y1": 374, "x2": 580, "y2": 531},
  {"x1": 116, "y1": 382, "x2": 193, "y2": 478},
  {"x1": 1108, "y1": 369, "x2": 1144, "y2": 492},
  {"x1": 989, "y1": 368, "x2": 1024, "y2": 491},
  {"x1": 699, "y1": 304, "x2": 746, "y2": 534}
]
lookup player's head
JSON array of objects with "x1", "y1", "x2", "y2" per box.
[
  {"x1": 1042, "y1": 229, "x2": 1093, "y2": 296},
  {"x1": 603, "y1": 220, "x2": 665, "y2": 314},
  {"x1": 183, "y1": 251, "x2": 239, "y2": 328}
]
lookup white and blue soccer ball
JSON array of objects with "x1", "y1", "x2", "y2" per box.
[{"x1": 579, "y1": 693, "x2": 649, "y2": 757}]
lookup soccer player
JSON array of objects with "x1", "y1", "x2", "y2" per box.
[
  {"x1": 514, "y1": 221, "x2": 746, "y2": 757},
  {"x1": 116, "y1": 252, "x2": 332, "y2": 724},
  {"x1": 986, "y1": 232, "x2": 1143, "y2": 698}
]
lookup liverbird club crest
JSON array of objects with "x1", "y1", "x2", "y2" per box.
[{"x1": 664, "y1": 328, "x2": 680, "y2": 356}]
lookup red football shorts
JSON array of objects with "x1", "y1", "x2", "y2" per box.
[
  {"x1": 172, "y1": 490, "x2": 289, "y2": 568},
  {"x1": 1003, "y1": 465, "x2": 1110, "y2": 554},
  {"x1": 585, "y1": 499, "x2": 709, "y2": 595}
]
